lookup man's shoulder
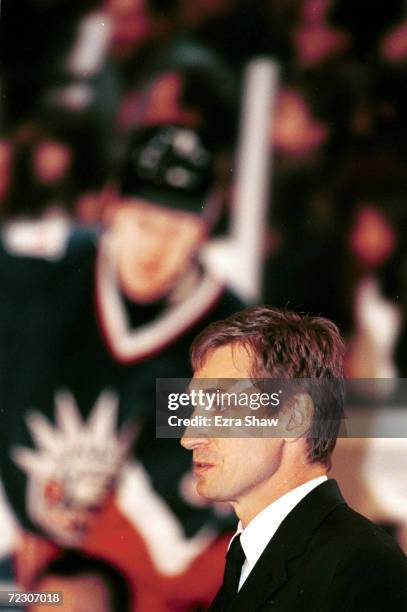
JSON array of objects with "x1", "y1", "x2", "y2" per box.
[
  {"x1": 314, "y1": 499, "x2": 407, "y2": 571},
  {"x1": 284, "y1": 480, "x2": 407, "y2": 580},
  {"x1": 289, "y1": 494, "x2": 407, "y2": 610},
  {"x1": 305, "y1": 503, "x2": 407, "y2": 611}
]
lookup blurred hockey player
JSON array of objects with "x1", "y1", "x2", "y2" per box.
[{"x1": 0, "y1": 62, "x2": 242, "y2": 611}]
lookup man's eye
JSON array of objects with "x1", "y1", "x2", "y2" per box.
[{"x1": 209, "y1": 405, "x2": 222, "y2": 415}]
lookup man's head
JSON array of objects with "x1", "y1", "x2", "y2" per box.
[
  {"x1": 111, "y1": 123, "x2": 215, "y2": 302},
  {"x1": 181, "y1": 306, "x2": 345, "y2": 523},
  {"x1": 108, "y1": 60, "x2": 236, "y2": 303}
]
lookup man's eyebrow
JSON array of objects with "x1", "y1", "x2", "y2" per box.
[{"x1": 187, "y1": 385, "x2": 219, "y2": 394}]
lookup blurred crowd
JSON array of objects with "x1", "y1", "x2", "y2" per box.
[{"x1": 1, "y1": 1, "x2": 407, "y2": 610}]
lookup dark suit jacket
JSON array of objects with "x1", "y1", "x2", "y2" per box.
[{"x1": 209, "y1": 480, "x2": 407, "y2": 612}]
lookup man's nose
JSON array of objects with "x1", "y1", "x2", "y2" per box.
[{"x1": 180, "y1": 435, "x2": 210, "y2": 450}]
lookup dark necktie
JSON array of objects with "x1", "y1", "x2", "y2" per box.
[{"x1": 220, "y1": 535, "x2": 246, "y2": 607}]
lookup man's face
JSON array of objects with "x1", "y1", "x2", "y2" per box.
[
  {"x1": 110, "y1": 199, "x2": 206, "y2": 303},
  {"x1": 181, "y1": 344, "x2": 284, "y2": 505}
]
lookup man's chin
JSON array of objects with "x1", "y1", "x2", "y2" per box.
[
  {"x1": 196, "y1": 481, "x2": 226, "y2": 503},
  {"x1": 120, "y1": 277, "x2": 173, "y2": 304}
]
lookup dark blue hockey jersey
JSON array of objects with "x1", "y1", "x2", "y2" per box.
[{"x1": 0, "y1": 217, "x2": 243, "y2": 591}]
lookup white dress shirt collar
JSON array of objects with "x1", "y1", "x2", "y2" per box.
[{"x1": 231, "y1": 476, "x2": 327, "y2": 587}]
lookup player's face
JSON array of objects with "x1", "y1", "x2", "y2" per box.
[
  {"x1": 111, "y1": 199, "x2": 206, "y2": 303},
  {"x1": 181, "y1": 344, "x2": 284, "y2": 509}
]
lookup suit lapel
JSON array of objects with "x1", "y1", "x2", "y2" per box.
[
  {"x1": 226, "y1": 480, "x2": 346, "y2": 612},
  {"x1": 208, "y1": 545, "x2": 284, "y2": 612}
]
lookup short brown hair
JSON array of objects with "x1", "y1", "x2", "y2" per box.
[{"x1": 191, "y1": 305, "x2": 345, "y2": 465}]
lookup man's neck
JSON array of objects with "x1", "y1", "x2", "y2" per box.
[{"x1": 232, "y1": 465, "x2": 327, "y2": 528}]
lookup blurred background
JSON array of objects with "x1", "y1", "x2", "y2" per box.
[{"x1": 1, "y1": 1, "x2": 407, "y2": 610}]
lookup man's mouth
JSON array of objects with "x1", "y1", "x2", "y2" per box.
[{"x1": 193, "y1": 461, "x2": 214, "y2": 474}]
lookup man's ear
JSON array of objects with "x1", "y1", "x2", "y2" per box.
[{"x1": 281, "y1": 393, "x2": 314, "y2": 442}]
